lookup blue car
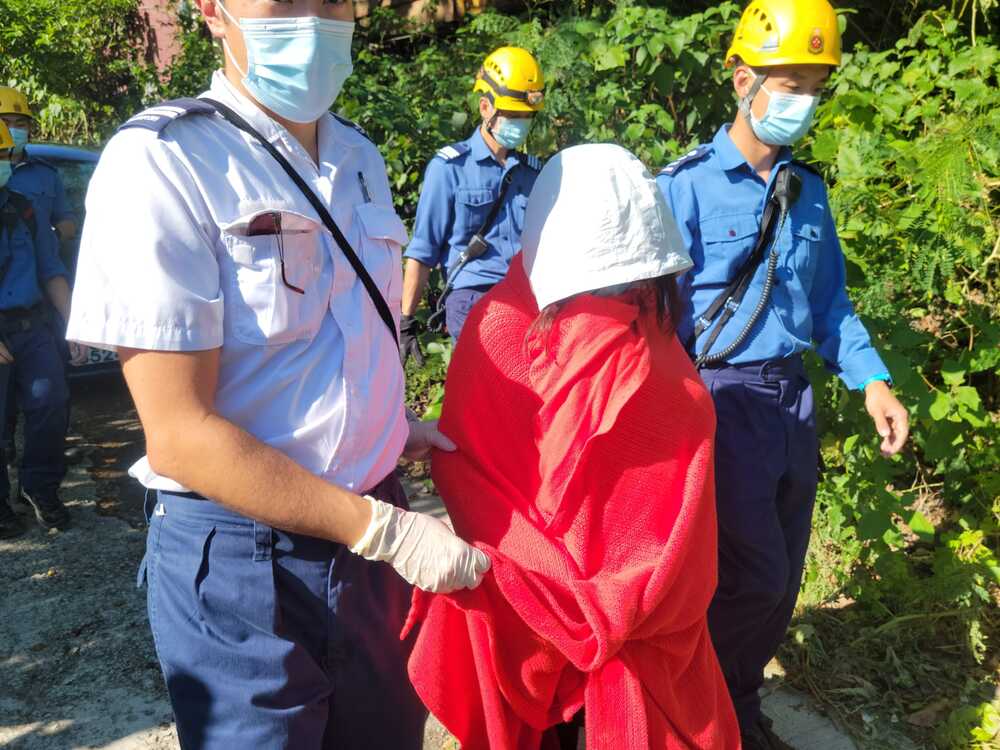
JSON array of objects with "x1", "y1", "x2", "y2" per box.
[{"x1": 24, "y1": 144, "x2": 119, "y2": 378}]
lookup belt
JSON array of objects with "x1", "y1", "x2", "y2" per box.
[
  {"x1": 0, "y1": 304, "x2": 45, "y2": 321},
  {"x1": 451, "y1": 283, "x2": 495, "y2": 294},
  {"x1": 698, "y1": 354, "x2": 806, "y2": 382},
  {"x1": 0, "y1": 305, "x2": 47, "y2": 333}
]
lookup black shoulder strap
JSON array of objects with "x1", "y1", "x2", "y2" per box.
[
  {"x1": 685, "y1": 164, "x2": 793, "y2": 357},
  {"x1": 476, "y1": 170, "x2": 515, "y2": 240},
  {"x1": 4, "y1": 192, "x2": 37, "y2": 241},
  {"x1": 200, "y1": 98, "x2": 398, "y2": 346}
]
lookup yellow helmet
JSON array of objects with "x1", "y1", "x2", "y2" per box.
[
  {"x1": 726, "y1": 0, "x2": 842, "y2": 69},
  {"x1": 0, "y1": 121, "x2": 14, "y2": 151},
  {"x1": 473, "y1": 47, "x2": 545, "y2": 113},
  {"x1": 0, "y1": 87, "x2": 33, "y2": 119}
]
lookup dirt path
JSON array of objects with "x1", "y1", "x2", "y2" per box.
[{"x1": 0, "y1": 378, "x2": 854, "y2": 750}]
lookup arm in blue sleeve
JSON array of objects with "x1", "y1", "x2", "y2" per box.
[
  {"x1": 51, "y1": 172, "x2": 71, "y2": 224},
  {"x1": 35, "y1": 224, "x2": 68, "y2": 283},
  {"x1": 656, "y1": 172, "x2": 698, "y2": 300},
  {"x1": 403, "y1": 157, "x2": 455, "y2": 268},
  {"x1": 809, "y1": 202, "x2": 888, "y2": 390}
]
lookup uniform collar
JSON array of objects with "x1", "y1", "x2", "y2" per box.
[
  {"x1": 208, "y1": 71, "x2": 285, "y2": 144},
  {"x1": 206, "y1": 70, "x2": 364, "y2": 173},
  {"x1": 713, "y1": 124, "x2": 793, "y2": 173},
  {"x1": 469, "y1": 127, "x2": 502, "y2": 165},
  {"x1": 468, "y1": 126, "x2": 523, "y2": 170}
]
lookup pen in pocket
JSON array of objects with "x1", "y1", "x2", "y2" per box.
[{"x1": 357, "y1": 172, "x2": 372, "y2": 203}]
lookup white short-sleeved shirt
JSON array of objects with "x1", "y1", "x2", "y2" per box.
[{"x1": 68, "y1": 72, "x2": 410, "y2": 493}]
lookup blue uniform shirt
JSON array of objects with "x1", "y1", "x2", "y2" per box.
[
  {"x1": 404, "y1": 128, "x2": 541, "y2": 290},
  {"x1": 0, "y1": 189, "x2": 67, "y2": 311},
  {"x1": 657, "y1": 125, "x2": 888, "y2": 391},
  {"x1": 10, "y1": 155, "x2": 70, "y2": 240}
]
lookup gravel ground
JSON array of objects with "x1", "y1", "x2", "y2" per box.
[
  {"x1": 0, "y1": 376, "x2": 851, "y2": 750},
  {"x1": 0, "y1": 378, "x2": 456, "y2": 750}
]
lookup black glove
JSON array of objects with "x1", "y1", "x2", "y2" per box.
[{"x1": 399, "y1": 315, "x2": 425, "y2": 366}]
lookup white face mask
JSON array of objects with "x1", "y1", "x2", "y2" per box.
[{"x1": 218, "y1": 2, "x2": 355, "y2": 124}]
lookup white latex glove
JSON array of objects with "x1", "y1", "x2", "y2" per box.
[
  {"x1": 350, "y1": 496, "x2": 490, "y2": 593},
  {"x1": 403, "y1": 418, "x2": 456, "y2": 461}
]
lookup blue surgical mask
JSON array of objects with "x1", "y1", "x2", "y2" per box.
[
  {"x1": 492, "y1": 117, "x2": 532, "y2": 150},
  {"x1": 9, "y1": 127, "x2": 28, "y2": 154},
  {"x1": 743, "y1": 74, "x2": 819, "y2": 146},
  {"x1": 0, "y1": 160, "x2": 11, "y2": 188},
  {"x1": 219, "y1": 3, "x2": 354, "y2": 124}
]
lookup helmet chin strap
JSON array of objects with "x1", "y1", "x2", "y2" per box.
[
  {"x1": 739, "y1": 69, "x2": 768, "y2": 123},
  {"x1": 484, "y1": 108, "x2": 501, "y2": 143}
]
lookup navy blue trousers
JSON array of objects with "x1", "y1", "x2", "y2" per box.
[
  {"x1": 444, "y1": 287, "x2": 487, "y2": 343},
  {"x1": 699, "y1": 357, "x2": 818, "y2": 732},
  {"x1": 140, "y1": 474, "x2": 427, "y2": 749},
  {"x1": 0, "y1": 324, "x2": 69, "y2": 497}
]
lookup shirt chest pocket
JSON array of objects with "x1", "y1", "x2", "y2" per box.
[
  {"x1": 220, "y1": 209, "x2": 332, "y2": 346},
  {"x1": 789, "y1": 217, "x2": 823, "y2": 287},
  {"x1": 455, "y1": 187, "x2": 494, "y2": 238},
  {"x1": 697, "y1": 214, "x2": 760, "y2": 286},
  {"x1": 354, "y1": 203, "x2": 408, "y2": 307}
]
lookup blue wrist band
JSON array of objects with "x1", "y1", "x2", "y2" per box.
[{"x1": 860, "y1": 373, "x2": 892, "y2": 391}]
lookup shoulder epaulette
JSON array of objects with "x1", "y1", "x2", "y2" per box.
[
  {"x1": 792, "y1": 159, "x2": 823, "y2": 179},
  {"x1": 522, "y1": 154, "x2": 542, "y2": 171},
  {"x1": 435, "y1": 142, "x2": 471, "y2": 162},
  {"x1": 658, "y1": 144, "x2": 712, "y2": 177},
  {"x1": 332, "y1": 113, "x2": 373, "y2": 143},
  {"x1": 24, "y1": 156, "x2": 58, "y2": 172},
  {"x1": 118, "y1": 98, "x2": 217, "y2": 138}
]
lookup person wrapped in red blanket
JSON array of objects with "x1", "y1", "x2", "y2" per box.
[{"x1": 405, "y1": 144, "x2": 740, "y2": 749}]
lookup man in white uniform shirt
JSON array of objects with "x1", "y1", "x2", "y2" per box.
[{"x1": 67, "y1": 1, "x2": 489, "y2": 747}]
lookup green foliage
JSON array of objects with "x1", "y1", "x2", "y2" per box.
[
  {"x1": 160, "y1": 1, "x2": 221, "y2": 101},
  {"x1": 404, "y1": 337, "x2": 453, "y2": 421},
  {"x1": 937, "y1": 700, "x2": 1000, "y2": 749},
  {"x1": 0, "y1": 0, "x2": 156, "y2": 143},
  {"x1": 801, "y1": 8, "x2": 999, "y2": 624},
  {"x1": 785, "y1": 13, "x2": 1000, "y2": 746},
  {"x1": 339, "y1": 2, "x2": 742, "y2": 215}
]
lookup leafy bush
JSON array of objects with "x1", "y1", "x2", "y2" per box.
[
  {"x1": 784, "y1": 13, "x2": 1000, "y2": 746},
  {"x1": 0, "y1": 0, "x2": 156, "y2": 144}
]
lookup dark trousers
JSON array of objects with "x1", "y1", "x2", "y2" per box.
[
  {"x1": 699, "y1": 356, "x2": 818, "y2": 732},
  {"x1": 140, "y1": 473, "x2": 427, "y2": 750},
  {"x1": 0, "y1": 323, "x2": 69, "y2": 497},
  {"x1": 444, "y1": 287, "x2": 489, "y2": 343}
]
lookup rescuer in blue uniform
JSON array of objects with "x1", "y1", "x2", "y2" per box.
[
  {"x1": 400, "y1": 46, "x2": 544, "y2": 360},
  {"x1": 0, "y1": 120, "x2": 75, "y2": 538},
  {"x1": 657, "y1": 2, "x2": 910, "y2": 748}
]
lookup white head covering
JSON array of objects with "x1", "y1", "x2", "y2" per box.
[{"x1": 521, "y1": 143, "x2": 692, "y2": 310}]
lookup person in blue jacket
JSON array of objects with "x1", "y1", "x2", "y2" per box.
[
  {"x1": 0, "y1": 120, "x2": 78, "y2": 538},
  {"x1": 0, "y1": 87, "x2": 81, "y2": 464},
  {"x1": 0, "y1": 87, "x2": 78, "y2": 246},
  {"x1": 657, "y1": 2, "x2": 909, "y2": 748},
  {"x1": 400, "y1": 46, "x2": 544, "y2": 360}
]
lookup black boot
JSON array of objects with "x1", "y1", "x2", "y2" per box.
[
  {"x1": 0, "y1": 496, "x2": 25, "y2": 539},
  {"x1": 21, "y1": 486, "x2": 70, "y2": 530},
  {"x1": 741, "y1": 715, "x2": 796, "y2": 750}
]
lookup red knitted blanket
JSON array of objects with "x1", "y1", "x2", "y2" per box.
[{"x1": 406, "y1": 255, "x2": 739, "y2": 749}]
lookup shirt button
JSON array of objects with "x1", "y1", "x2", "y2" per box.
[{"x1": 728, "y1": 229, "x2": 736, "y2": 237}]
